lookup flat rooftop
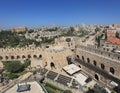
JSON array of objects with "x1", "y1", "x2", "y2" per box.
[
  {"x1": 63, "y1": 64, "x2": 81, "y2": 75},
  {"x1": 74, "y1": 72, "x2": 88, "y2": 86},
  {"x1": 5, "y1": 81, "x2": 46, "y2": 93}
]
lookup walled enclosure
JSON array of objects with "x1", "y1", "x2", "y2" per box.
[{"x1": 0, "y1": 36, "x2": 120, "y2": 87}]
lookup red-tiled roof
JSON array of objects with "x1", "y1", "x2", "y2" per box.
[{"x1": 107, "y1": 38, "x2": 120, "y2": 45}]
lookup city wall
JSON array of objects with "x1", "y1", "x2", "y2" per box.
[{"x1": 0, "y1": 46, "x2": 73, "y2": 70}]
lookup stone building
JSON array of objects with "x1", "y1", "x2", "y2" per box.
[
  {"x1": 107, "y1": 28, "x2": 116, "y2": 39},
  {"x1": 74, "y1": 45, "x2": 120, "y2": 87},
  {"x1": 12, "y1": 27, "x2": 28, "y2": 33}
]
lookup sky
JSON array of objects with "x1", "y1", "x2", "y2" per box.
[{"x1": 0, "y1": 0, "x2": 120, "y2": 29}]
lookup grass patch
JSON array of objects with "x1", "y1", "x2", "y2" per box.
[
  {"x1": 45, "y1": 82, "x2": 64, "y2": 93},
  {"x1": 45, "y1": 86, "x2": 58, "y2": 93}
]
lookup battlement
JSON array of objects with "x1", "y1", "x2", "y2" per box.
[{"x1": 77, "y1": 45, "x2": 120, "y2": 61}]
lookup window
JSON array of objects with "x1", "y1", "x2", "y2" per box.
[
  {"x1": 33, "y1": 55, "x2": 37, "y2": 58},
  {"x1": 28, "y1": 55, "x2": 31, "y2": 58},
  {"x1": 76, "y1": 55, "x2": 79, "y2": 59},
  {"x1": 17, "y1": 56, "x2": 20, "y2": 59},
  {"x1": 5, "y1": 56, "x2": 8, "y2": 59},
  {"x1": 93, "y1": 60, "x2": 97, "y2": 66},
  {"x1": 82, "y1": 56, "x2": 84, "y2": 61},
  {"x1": 87, "y1": 58, "x2": 90, "y2": 63},
  {"x1": 101, "y1": 64, "x2": 105, "y2": 70},
  {"x1": 95, "y1": 74, "x2": 99, "y2": 80},
  {"x1": 22, "y1": 55, "x2": 25, "y2": 59},
  {"x1": 110, "y1": 67, "x2": 115, "y2": 74},
  {"x1": 11, "y1": 56, "x2": 14, "y2": 59},
  {"x1": 39, "y1": 55, "x2": 42, "y2": 58}
]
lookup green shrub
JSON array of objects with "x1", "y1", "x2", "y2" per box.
[
  {"x1": 45, "y1": 82, "x2": 64, "y2": 92},
  {"x1": 7, "y1": 73, "x2": 19, "y2": 79},
  {"x1": 23, "y1": 59, "x2": 31, "y2": 68},
  {"x1": 3, "y1": 61, "x2": 24, "y2": 73},
  {"x1": 45, "y1": 86, "x2": 57, "y2": 93}
]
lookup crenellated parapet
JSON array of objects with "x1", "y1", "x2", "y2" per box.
[{"x1": 77, "y1": 45, "x2": 120, "y2": 61}]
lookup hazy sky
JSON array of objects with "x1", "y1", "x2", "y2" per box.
[{"x1": 0, "y1": 0, "x2": 120, "y2": 29}]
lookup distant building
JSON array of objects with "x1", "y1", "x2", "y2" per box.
[
  {"x1": 107, "y1": 28, "x2": 116, "y2": 39},
  {"x1": 104, "y1": 25, "x2": 120, "y2": 50},
  {"x1": 12, "y1": 27, "x2": 28, "y2": 33},
  {"x1": 73, "y1": 25, "x2": 80, "y2": 31}
]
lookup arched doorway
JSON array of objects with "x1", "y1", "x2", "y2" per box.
[
  {"x1": 95, "y1": 74, "x2": 99, "y2": 80},
  {"x1": 66, "y1": 56, "x2": 72, "y2": 64},
  {"x1": 50, "y1": 62, "x2": 56, "y2": 69},
  {"x1": 87, "y1": 58, "x2": 90, "y2": 63},
  {"x1": 76, "y1": 55, "x2": 79, "y2": 59},
  {"x1": 93, "y1": 60, "x2": 97, "y2": 66},
  {"x1": 110, "y1": 67, "x2": 115, "y2": 74},
  {"x1": 82, "y1": 56, "x2": 84, "y2": 61},
  {"x1": 101, "y1": 64, "x2": 105, "y2": 70}
]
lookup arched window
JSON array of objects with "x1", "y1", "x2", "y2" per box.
[
  {"x1": 50, "y1": 62, "x2": 56, "y2": 69},
  {"x1": 39, "y1": 55, "x2": 42, "y2": 58},
  {"x1": 22, "y1": 55, "x2": 25, "y2": 59},
  {"x1": 17, "y1": 55, "x2": 20, "y2": 59},
  {"x1": 95, "y1": 74, "x2": 99, "y2": 80},
  {"x1": 87, "y1": 58, "x2": 90, "y2": 63},
  {"x1": 82, "y1": 56, "x2": 84, "y2": 61},
  {"x1": 0, "y1": 56, "x2": 3, "y2": 60},
  {"x1": 5, "y1": 56, "x2": 9, "y2": 60},
  {"x1": 28, "y1": 55, "x2": 31, "y2": 58},
  {"x1": 76, "y1": 55, "x2": 79, "y2": 59},
  {"x1": 110, "y1": 67, "x2": 115, "y2": 74},
  {"x1": 33, "y1": 55, "x2": 37, "y2": 58},
  {"x1": 101, "y1": 64, "x2": 105, "y2": 70},
  {"x1": 11, "y1": 56, "x2": 14, "y2": 59},
  {"x1": 93, "y1": 60, "x2": 97, "y2": 66}
]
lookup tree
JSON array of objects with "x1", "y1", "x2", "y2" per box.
[
  {"x1": 3, "y1": 61, "x2": 24, "y2": 73},
  {"x1": 23, "y1": 59, "x2": 31, "y2": 68}
]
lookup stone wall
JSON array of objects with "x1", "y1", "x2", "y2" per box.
[
  {"x1": 75, "y1": 45, "x2": 120, "y2": 86},
  {"x1": 0, "y1": 46, "x2": 73, "y2": 69},
  {"x1": 77, "y1": 45, "x2": 120, "y2": 61}
]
